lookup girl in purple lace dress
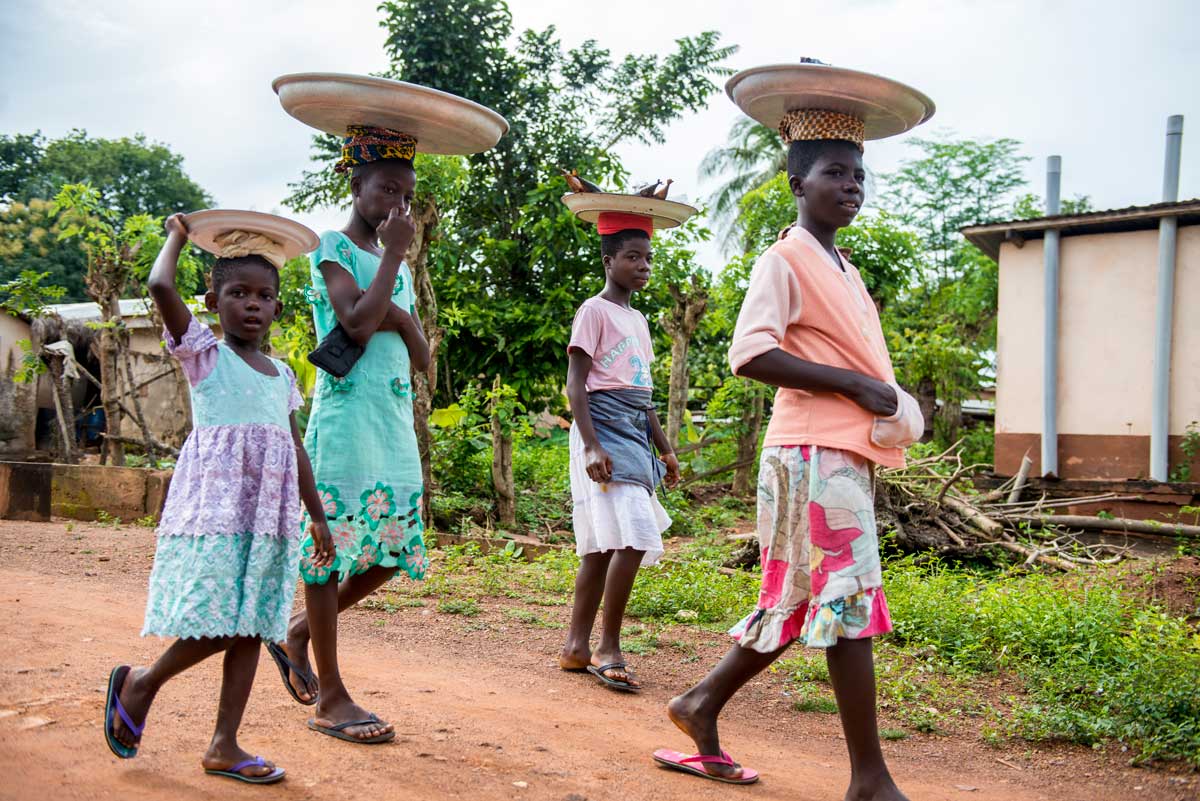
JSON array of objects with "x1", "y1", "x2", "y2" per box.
[{"x1": 102, "y1": 212, "x2": 335, "y2": 785}]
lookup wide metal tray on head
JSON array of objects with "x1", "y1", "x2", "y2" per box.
[
  {"x1": 273, "y1": 72, "x2": 509, "y2": 156},
  {"x1": 725, "y1": 63, "x2": 934, "y2": 141}
]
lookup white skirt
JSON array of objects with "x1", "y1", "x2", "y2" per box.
[{"x1": 569, "y1": 423, "x2": 670, "y2": 565}]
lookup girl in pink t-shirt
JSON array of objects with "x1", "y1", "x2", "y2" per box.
[{"x1": 557, "y1": 211, "x2": 681, "y2": 693}]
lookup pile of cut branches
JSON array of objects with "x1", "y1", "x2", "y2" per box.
[
  {"x1": 878, "y1": 446, "x2": 1199, "y2": 571},
  {"x1": 726, "y1": 444, "x2": 1200, "y2": 572}
]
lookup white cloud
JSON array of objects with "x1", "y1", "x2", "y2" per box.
[{"x1": 2, "y1": 0, "x2": 1198, "y2": 268}]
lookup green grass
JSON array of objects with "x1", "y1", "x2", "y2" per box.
[
  {"x1": 883, "y1": 555, "x2": 1200, "y2": 765},
  {"x1": 380, "y1": 470, "x2": 1200, "y2": 769},
  {"x1": 792, "y1": 695, "x2": 839, "y2": 714},
  {"x1": 437, "y1": 598, "x2": 480, "y2": 617},
  {"x1": 775, "y1": 653, "x2": 831, "y2": 684},
  {"x1": 504, "y1": 608, "x2": 563, "y2": 629},
  {"x1": 880, "y1": 728, "x2": 908, "y2": 741}
]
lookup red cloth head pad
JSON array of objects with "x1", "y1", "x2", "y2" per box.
[{"x1": 596, "y1": 212, "x2": 654, "y2": 237}]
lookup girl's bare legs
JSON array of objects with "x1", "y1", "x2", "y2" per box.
[
  {"x1": 303, "y1": 565, "x2": 397, "y2": 740},
  {"x1": 827, "y1": 637, "x2": 907, "y2": 801},
  {"x1": 560, "y1": 551, "x2": 614, "y2": 669},
  {"x1": 666, "y1": 642, "x2": 785, "y2": 779},
  {"x1": 110, "y1": 637, "x2": 230, "y2": 750},
  {"x1": 590, "y1": 548, "x2": 644, "y2": 686},
  {"x1": 667, "y1": 636, "x2": 907, "y2": 798},
  {"x1": 199, "y1": 636, "x2": 276, "y2": 778},
  {"x1": 281, "y1": 563, "x2": 398, "y2": 702}
]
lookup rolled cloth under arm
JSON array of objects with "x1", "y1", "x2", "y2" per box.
[{"x1": 586, "y1": 388, "x2": 665, "y2": 493}]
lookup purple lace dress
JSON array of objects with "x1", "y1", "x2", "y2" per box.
[{"x1": 142, "y1": 317, "x2": 303, "y2": 643}]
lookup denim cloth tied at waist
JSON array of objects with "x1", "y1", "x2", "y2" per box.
[{"x1": 586, "y1": 388, "x2": 665, "y2": 494}]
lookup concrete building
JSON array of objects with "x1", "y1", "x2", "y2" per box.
[
  {"x1": 0, "y1": 311, "x2": 37, "y2": 453},
  {"x1": 0, "y1": 298, "x2": 219, "y2": 454},
  {"x1": 963, "y1": 199, "x2": 1200, "y2": 481}
]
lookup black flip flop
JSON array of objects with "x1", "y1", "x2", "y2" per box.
[
  {"x1": 265, "y1": 641, "x2": 318, "y2": 706},
  {"x1": 307, "y1": 713, "x2": 395, "y2": 744},
  {"x1": 205, "y1": 756, "x2": 286, "y2": 784},
  {"x1": 588, "y1": 662, "x2": 642, "y2": 693}
]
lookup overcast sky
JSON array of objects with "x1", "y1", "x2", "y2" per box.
[{"x1": 3, "y1": 0, "x2": 1198, "y2": 271}]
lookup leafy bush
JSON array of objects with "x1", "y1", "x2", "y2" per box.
[{"x1": 884, "y1": 555, "x2": 1200, "y2": 765}]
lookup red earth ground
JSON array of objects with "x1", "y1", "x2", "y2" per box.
[{"x1": 0, "y1": 519, "x2": 1195, "y2": 801}]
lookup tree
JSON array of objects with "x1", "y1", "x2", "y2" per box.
[
  {"x1": 642, "y1": 217, "x2": 713, "y2": 448},
  {"x1": 290, "y1": 1, "x2": 734, "y2": 407},
  {"x1": 0, "y1": 133, "x2": 45, "y2": 205},
  {"x1": 698, "y1": 118, "x2": 786, "y2": 251},
  {"x1": 879, "y1": 135, "x2": 1038, "y2": 444},
  {"x1": 881, "y1": 135, "x2": 1028, "y2": 280},
  {"x1": 0, "y1": 130, "x2": 212, "y2": 302},
  {"x1": 286, "y1": 0, "x2": 736, "y2": 516},
  {"x1": 0, "y1": 199, "x2": 88, "y2": 300},
  {"x1": 4, "y1": 129, "x2": 211, "y2": 218},
  {"x1": 53, "y1": 184, "x2": 169, "y2": 464},
  {"x1": 1011, "y1": 192, "x2": 1094, "y2": 220}
]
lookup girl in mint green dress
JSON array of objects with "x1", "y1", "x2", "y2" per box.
[
  {"x1": 270, "y1": 127, "x2": 431, "y2": 745},
  {"x1": 300, "y1": 228, "x2": 428, "y2": 584}
]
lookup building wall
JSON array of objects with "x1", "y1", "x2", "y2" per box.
[
  {"x1": 115, "y1": 319, "x2": 223, "y2": 449},
  {"x1": 116, "y1": 327, "x2": 195, "y2": 448},
  {"x1": 0, "y1": 315, "x2": 36, "y2": 452},
  {"x1": 995, "y1": 224, "x2": 1200, "y2": 479}
]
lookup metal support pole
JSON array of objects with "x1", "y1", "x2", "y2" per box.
[
  {"x1": 1042, "y1": 156, "x2": 1062, "y2": 477},
  {"x1": 1150, "y1": 115, "x2": 1183, "y2": 481}
]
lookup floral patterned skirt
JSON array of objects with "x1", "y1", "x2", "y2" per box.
[
  {"x1": 298, "y1": 482, "x2": 428, "y2": 585},
  {"x1": 729, "y1": 445, "x2": 892, "y2": 651},
  {"x1": 143, "y1": 533, "x2": 300, "y2": 644}
]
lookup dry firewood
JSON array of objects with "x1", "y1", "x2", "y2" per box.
[{"x1": 1012, "y1": 514, "x2": 1200, "y2": 540}]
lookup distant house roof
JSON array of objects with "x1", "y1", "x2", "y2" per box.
[
  {"x1": 961, "y1": 198, "x2": 1200, "y2": 260},
  {"x1": 46, "y1": 297, "x2": 211, "y2": 329}
]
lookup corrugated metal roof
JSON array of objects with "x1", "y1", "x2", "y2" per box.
[
  {"x1": 961, "y1": 198, "x2": 1200, "y2": 260},
  {"x1": 45, "y1": 297, "x2": 209, "y2": 328}
]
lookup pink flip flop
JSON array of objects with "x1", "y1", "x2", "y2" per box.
[{"x1": 652, "y1": 748, "x2": 760, "y2": 784}]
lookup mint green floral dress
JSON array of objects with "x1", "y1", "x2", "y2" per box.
[{"x1": 299, "y1": 231, "x2": 428, "y2": 585}]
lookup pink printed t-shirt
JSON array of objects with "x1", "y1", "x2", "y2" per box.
[{"x1": 567, "y1": 296, "x2": 655, "y2": 392}]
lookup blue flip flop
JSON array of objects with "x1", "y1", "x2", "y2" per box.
[
  {"x1": 103, "y1": 665, "x2": 145, "y2": 759},
  {"x1": 205, "y1": 756, "x2": 286, "y2": 784}
]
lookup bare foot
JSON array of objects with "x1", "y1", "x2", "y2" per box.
[
  {"x1": 590, "y1": 646, "x2": 640, "y2": 688},
  {"x1": 311, "y1": 694, "x2": 394, "y2": 742},
  {"x1": 111, "y1": 667, "x2": 153, "y2": 751},
  {"x1": 845, "y1": 773, "x2": 910, "y2": 801},
  {"x1": 558, "y1": 642, "x2": 591, "y2": 671},
  {"x1": 202, "y1": 742, "x2": 276, "y2": 779},
  {"x1": 280, "y1": 625, "x2": 318, "y2": 703},
  {"x1": 665, "y1": 693, "x2": 744, "y2": 780}
]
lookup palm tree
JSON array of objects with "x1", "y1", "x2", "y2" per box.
[{"x1": 698, "y1": 118, "x2": 787, "y2": 253}]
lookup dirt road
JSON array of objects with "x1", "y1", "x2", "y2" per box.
[{"x1": 0, "y1": 520, "x2": 1191, "y2": 800}]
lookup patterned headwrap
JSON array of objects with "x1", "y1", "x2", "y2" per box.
[
  {"x1": 212, "y1": 230, "x2": 285, "y2": 270},
  {"x1": 335, "y1": 125, "x2": 418, "y2": 174},
  {"x1": 778, "y1": 109, "x2": 865, "y2": 152}
]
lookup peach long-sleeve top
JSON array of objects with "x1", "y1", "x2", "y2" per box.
[{"x1": 727, "y1": 226, "x2": 920, "y2": 468}]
